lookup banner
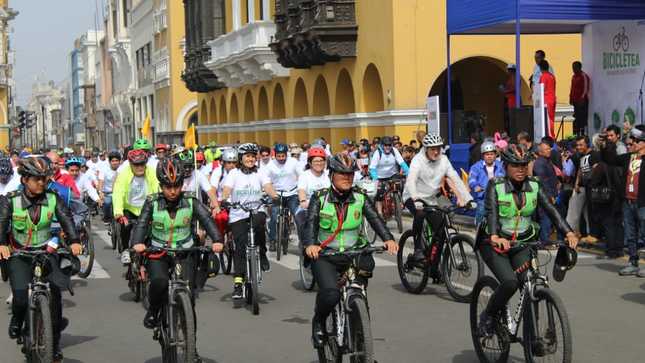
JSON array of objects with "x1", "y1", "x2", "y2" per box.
[
  {"x1": 426, "y1": 96, "x2": 440, "y2": 135},
  {"x1": 584, "y1": 21, "x2": 644, "y2": 132},
  {"x1": 533, "y1": 83, "x2": 546, "y2": 141}
]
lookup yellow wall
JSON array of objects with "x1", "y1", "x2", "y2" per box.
[
  {"x1": 168, "y1": 0, "x2": 197, "y2": 131},
  {"x1": 0, "y1": 88, "x2": 8, "y2": 147}
]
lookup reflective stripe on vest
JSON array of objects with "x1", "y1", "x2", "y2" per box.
[
  {"x1": 150, "y1": 198, "x2": 194, "y2": 248},
  {"x1": 11, "y1": 193, "x2": 57, "y2": 247},
  {"x1": 317, "y1": 192, "x2": 365, "y2": 251},
  {"x1": 495, "y1": 180, "x2": 539, "y2": 242}
]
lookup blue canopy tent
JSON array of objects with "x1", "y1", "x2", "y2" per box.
[{"x1": 445, "y1": 0, "x2": 645, "y2": 170}]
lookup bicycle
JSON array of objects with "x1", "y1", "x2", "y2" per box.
[
  {"x1": 126, "y1": 250, "x2": 149, "y2": 309},
  {"x1": 613, "y1": 26, "x2": 629, "y2": 52},
  {"x1": 229, "y1": 198, "x2": 271, "y2": 315},
  {"x1": 218, "y1": 229, "x2": 234, "y2": 275},
  {"x1": 136, "y1": 246, "x2": 207, "y2": 363},
  {"x1": 275, "y1": 188, "x2": 297, "y2": 261},
  {"x1": 316, "y1": 246, "x2": 386, "y2": 363},
  {"x1": 10, "y1": 248, "x2": 72, "y2": 363},
  {"x1": 397, "y1": 202, "x2": 483, "y2": 302},
  {"x1": 76, "y1": 215, "x2": 95, "y2": 279},
  {"x1": 470, "y1": 240, "x2": 573, "y2": 363},
  {"x1": 380, "y1": 176, "x2": 404, "y2": 233}
]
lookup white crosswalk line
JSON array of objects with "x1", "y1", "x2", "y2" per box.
[{"x1": 72, "y1": 259, "x2": 110, "y2": 279}]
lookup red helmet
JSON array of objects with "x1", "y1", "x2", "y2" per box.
[
  {"x1": 307, "y1": 147, "x2": 326, "y2": 160},
  {"x1": 196, "y1": 152, "x2": 205, "y2": 162},
  {"x1": 155, "y1": 143, "x2": 169, "y2": 151},
  {"x1": 128, "y1": 149, "x2": 148, "y2": 164}
]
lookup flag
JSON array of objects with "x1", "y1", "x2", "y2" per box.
[
  {"x1": 184, "y1": 124, "x2": 196, "y2": 150},
  {"x1": 141, "y1": 114, "x2": 151, "y2": 139},
  {"x1": 460, "y1": 168, "x2": 470, "y2": 191}
]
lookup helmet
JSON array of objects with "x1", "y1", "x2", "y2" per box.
[
  {"x1": 107, "y1": 150, "x2": 122, "y2": 161},
  {"x1": 208, "y1": 141, "x2": 217, "y2": 148},
  {"x1": 237, "y1": 143, "x2": 259, "y2": 157},
  {"x1": 289, "y1": 143, "x2": 299, "y2": 150},
  {"x1": 127, "y1": 149, "x2": 149, "y2": 164},
  {"x1": 290, "y1": 147, "x2": 303, "y2": 155},
  {"x1": 155, "y1": 143, "x2": 169, "y2": 151},
  {"x1": 196, "y1": 152, "x2": 205, "y2": 162},
  {"x1": 307, "y1": 147, "x2": 326, "y2": 160},
  {"x1": 213, "y1": 148, "x2": 222, "y2": 160},
  {"x1": 312, "y1": 138, "x2": 326, "y2": 148},
  {"x1": 133, "y1": 138, "x2": 152, "y2": 151},
  {"x1": 63, "y1": 147, "x2": 74, "y2": 154},
  {"x1": 64, "y1": 157, "x2": 83, "y2": 168},
  {"x1": 553, "y1": 245, "x2": 577, "y2": 282},
  {"x1": 157, "y1": 158, "x2": 185, "y2": 187},
  {"x1": 381, "y1": 136, "x2": 393, "y2": 145},
  {"x1": 422, "y1": 133, "x2": 444, "y2": 148},
  {"x1": 328, "y1": 153, "x2": 357, "y2": 174},
  {"x1": 18, "y1": 157, "x2": 52, "y2": 178},
  {"x1": 0, "y1": 158, "x2": 13, "y2": 177},
  {"x1": 480, "y1": 141, "x2": 496, "y2": 154},
  {"x1": 500, "y1": 144, "x2": 533, "y2": 165},
  {"x1": 222, "y1": 148, "x2": 238, "y2": 162},
  {"x1": 274, "y1": 143, "x2": 289, "y2": 154}
]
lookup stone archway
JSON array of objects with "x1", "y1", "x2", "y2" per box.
[
  {"x1": 219, "y1": 96, "x2": 227, "y2": 124},
  {"x1": 258, "y1": 87, "x2": 269, "y2": 120},
  {"x1": 229, "y1": 94, "x2": 239, "y2": 122},
  {"x1": 273, "y1": 83, "x2": 286, "y2": 119},
  {"x1": 209, "y1": 97, "x2": 217, "y2": 125},
  {"x1": 293, "y1": 78, "x2": 308, "y2": 117},
  {"x1": 313, "y1": 75, "x2": 330, "y2": 116},
  {"x1": 335, "y1": 69, "x2": 355, "y2": 115},
  {"x1": 362, "y1": 63, "x2": 384, "y2": 113},
  {"x1": 243, "y1": 90, "x2": 255, "y2": 122}
]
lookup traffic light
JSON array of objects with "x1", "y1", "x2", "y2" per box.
[{"x1": 18, "y1": 111, "x2": 26, "y2": 128}]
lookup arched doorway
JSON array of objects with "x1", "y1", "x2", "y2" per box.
[
  {"x1": 313, "y1": 76, "x2": 330, "y2": 116},
  {"x1": 219, "y1": 96, "x2": 227, "y2": 124},
  {"x1": 258, "y1": 87, "x2": 269, "y2": 120},
  {"x1": 335, "y1": 69, "x2": 355, "y2": 115},
  {"x1": 429, "y1": 56, "x2": 530, "y2": 139},
  {"x1": 362, "y1": 64, "x2": 384, "y2": 113},
  {"x1": 244, "y1": 90, "x2": 255, "y2": 122},
  {"x1": 209, "y1": 97, "x2": 217, "y2": 125},
  {"x1": 273, "y1": 83, "x2": 286, "y2": 119},
  {"x1": 293, "y1": 78, "x2": 308, "y2": 117}
]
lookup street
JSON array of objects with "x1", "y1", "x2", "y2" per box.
[{"x1": 0, "y1": 217, "x2": 644, "y2": 363}]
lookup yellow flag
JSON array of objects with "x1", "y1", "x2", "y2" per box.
[
  {"x1": 184, "y1": 124, "x2": 196, "y2": 150},
  {"x1": 460, "y1": 168, "x2": 470, "y2": 191},
  {"x1": 141, "y1": 114, "x2": 151, "y2": 138}
]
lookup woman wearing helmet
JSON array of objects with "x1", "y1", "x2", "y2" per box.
[
  {"x1": 0, "y1": 156, "x2": 82, "y2": 361},
  {"x1": 210, "y1": 148, "x2": 238, "y2": 235},
  {"x1": 130, "y1": 158, "x2": 223, "y2": 343},
  {"x1": 302, "y1": 153, "x2": 398, "y2": 349},
  {"x1": 220, "y1": 143, "x2": 278, "y2": 301},
  {"x1": 476, "y1": 144, "x2": 578, "y2": 336},
  {"x1": 0, "y1": 157, "x2": 19, "y2": 195},
  {"x1": 294, "y1": 147, "x2": 330, "y2": 244},
  {"x1": 402, "y1": 133, "x2": 473, "y2": 270},
  {"x1": 468, "y1": 141, "x2": 505, "y2": 225},
  {"x1": 368, "y1": 136, "x2": 410, "y2": 216}
]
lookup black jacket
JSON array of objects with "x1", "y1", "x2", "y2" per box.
[
  {"x1": 484, "y1": 177, "x2": 572, "y2": 238},
  {"x1": 601, "y1": 142, "x2": 645, "y2": 207},
  {"x1": 0, "y1": 190, "x2": 80, "y2": 246},
  {"x1": 130, "y1": 193, "x2": 223, "y2": 247},
  {"x1": 302, "y1": 187, "x2": 394, "y2": 247}
]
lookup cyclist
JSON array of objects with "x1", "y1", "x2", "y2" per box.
[
  {"x1": 46, "y1": 151, "x2": 80, "y2": 198},
  {"x1": 153, "y1": 143, "x2": 169, "y2": 162},
  {"x1": 0, "y1": 157, "x2": 20, "y2": 195},
  {"x1": 97, "y1": 150, "x2": 122, "y2": 225},
  {"x1": 220, "y1": 143, "x2": 278, "y2": 300},
  {"x1": 0, "y1": 157, "x2": 82, "y2": 362},
  {"x1": 369, "y1": 135, "x2": 409, "y2": 215},
  {"x1": 266, "y1": 143, "x2": 301, "y2": 253},
  {"x1": 65, "y1": 157, "x2": 102, "y2": 208},
  {"x1": 402, "y1": 133, "x2": 473, "y2": 268},
  {"x1": 468, "y1": 141, "x2": 505, "y2": 225},
  {"x1": 113, "y1": 149, "x2": 160, "y2": 263},
  {"x1": 173, "y1": 148, "x2": 218, "y2": 212},
  {"x1": 302, "y1": 153, "x2": 398, "y2": 348},
  {"x1": 295, "y1": 147, "x2": 329, "y2": 243},
  {"x1": 258, "y1": 145, "x2": 272, "y2": 172},
  {"x1": 478, "y1": 144, "x2": 578, "y2": 335},
  {"x1": 117, "y1": 138, "x2": 156, "y2": 173},
  {"x1": 130, "y1": 159, "x2": 223, "y2": 335},
  {"x1": 210, "y1": 148, "x2": 237, "y2": 235}
]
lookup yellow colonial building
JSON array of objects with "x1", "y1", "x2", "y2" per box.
[
  {"x1": 0, "y1": 0, "x2": 16, "y2": 148},
  {"x1": 183, "y1": 0, "x2": 580, "y2": 147}
]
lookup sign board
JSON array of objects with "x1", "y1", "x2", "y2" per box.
[
  {"x1": 426, "y1": 96, "x2": 440, "y2": 135},
  {"x1": 533, "y1": 83, "x2": 546, "y2": 141},
  {"x1": 583, "y1": 21, "x2": 644, "y2": 132}
]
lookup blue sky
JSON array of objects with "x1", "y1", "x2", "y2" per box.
[{"x1": 11, "y1": 0, "x2": 104, "y2": 106}]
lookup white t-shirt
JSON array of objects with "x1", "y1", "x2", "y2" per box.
[
  {"x1": 128, "y1": 176, "x2": 147, "y2": 208},
  {"x1": 297, "y1": 169, "x2": 330, "y2": 201},
  {"x1": 98, "y1": 167, "x2": 118, "y2": 193},
  {"x1": 75, "y1": 174, "x2": 100, "y2": 202},
  {"x1": 199, "y1": 163, "x2": 214, "y2": 177},
  {"x1": 223, "y1": 168, "x2": 271, "y2": 223},
  {"x1": 0, "y1": 173, "x2": 21, "y2": 196},
  {"x1": 182, "y1": 170, "x2": 212, "y2": 195},
  {"x1": 265, "y1": 157, "x2": 300, "y2": 196},
  {"x1": 209, "y1": 166, "x2": 235, "y2": 199},
  {"x1": 402, "y1": 153, "x2": 472, "y2": 205},
  {"x1": 369, "y1": 148, "x2": 405, "y2": 179}
]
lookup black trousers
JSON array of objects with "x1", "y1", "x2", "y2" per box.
[
  {"x1": 312, "y1": 254, "x2": 375, "y2": 320},
  {"x1": 478, "y1": 243, "x2": 531, "y2": 316},
  {"x1": 9, "y1": 255, "x2": 63, "y2": 348},
  {"x1": 230, "y1": 213, "x2": 267, "y2": 278},
  {"x1": 591, "y1": 202, "x2": 624, "y2": 256},
  {"x1": 147, "y1": 255, "x2": 196, "y2": 312},
  {"x1": 403, "y1": 198, "x2": 445, "y2": 252},
  {"x1": 573, "y1": 100, "x2": 588, "y2": 136},
  {"x1": 119, "y1": 210, "x2": 138, "y2": 253}
]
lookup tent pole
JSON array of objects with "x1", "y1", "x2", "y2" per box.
[
  {"x1": 447, "y1": 34, "x2": 453, "y2": 145},
  {"x1": 515, "y1": 0, "x2": 521, "y2": 111}
]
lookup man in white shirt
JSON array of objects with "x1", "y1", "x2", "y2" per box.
[
  {"x1": 265, "y1": 143, "x2": 301, "y2": 252},
  {"x1": 66, "y1": 158, "x2": 102, "y2": 209},
  {"x1": 97, "y1": 151, "x2": 122, "y2": 223}
]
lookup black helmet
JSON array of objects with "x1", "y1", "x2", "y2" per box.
[
  {"x1": 500, "y1": 144, "x2": 533, "y2": 165},
  {"x1": 0, "y1": 158, "x2": 13, "y2": 177},
  {"x1": 553, "y1": 245, "x2": 577, "y2": 282},
  {"x1": 18, "y1": 157, "x2": 52, "y2": 178},
  {"x1": 328, "y1": 153, "x2": 357, "y2": 174},
  {"x1": 107, "y1": 150, "x2": 122, "y2": 161},
  {"x1": 156, "y1": 158, "x2": 185, "y2": 187},
  {"x1": 381, "y1": 136, "x2": 393, "y2": 145}
]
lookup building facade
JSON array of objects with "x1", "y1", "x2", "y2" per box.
[
  {"x1": 27, "y1": 79, "x2": 64, "y2": 149},
  {"x1": 130, "y1": 0, "x2": 155, "y2": 143},
  {"x1": 0, "y1": 0, "x2": 16, "y2": 148},
  {"x1": 190, "y1": 0, "x2": 581, "y2": 148}
]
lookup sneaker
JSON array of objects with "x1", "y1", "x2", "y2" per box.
[
  {"x1": 619, "y1": 263, "x2": 639, "y2": 276},
  {"x1": 8, "y1": 315, "x2": 22, "y2": 339},
  {"x1": 121, "y1": 250, "x2": 131, "y2": 264},
  {"x1": 260, "y1": 253, "x2": 271, "y2": 272},
  {"x1": 312, "y1": 317, "x2": 325, "y2": 349},
  {"x1": 143, "y1": 310, "x2": 158, "y2": 329},
  {"x1": 53, "y1": 348, "x2": 64, "y2": 363},
  {"x1": 269, "y1": 241, "x2": 276, "y2": 252},
  {"x1": 5, "y1": 292, "x2": 12, "y2": 305},
  {"x1": 232, "y1": 282, "x2": 244, "y2": 299},
  {"x1": 637, "y1": 268, "x2": 645, "y2": 278}
]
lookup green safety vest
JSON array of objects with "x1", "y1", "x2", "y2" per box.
[
  {"x1": 150, "y1": 198, "x2": 194, "y2": 248},
  {"x1": 494, "y1": 180, "x2": 539, "y2": 242},
  {"x1": 318, "y1": 192, "x2": 365, "y2": 251},
  {"x1": 11, "y1": 193, "x2": 57, "y2": 247}
]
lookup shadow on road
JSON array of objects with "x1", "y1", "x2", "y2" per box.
[
  {"x1": 621, "y1": 292, "x2": 645, "y2": 305},
  {"x1": 145, "y1": 356, "x2": 219, "y2": 363},
  {"x1": 390, "y1": 283, "x2": 456, "y2": 302},
  {"x1": 71, "y1": 280, "x2": 88, "y2": 288},
  {"x1": 452, "y1": 350, "x2": 524, "y2": 362},
  {"x1": 60, "y1": 333, "x2": 98, "y2": 349},
  {"x1": 290, "y1": 280, "x2": 316, "y2": 293},
  {"x1": 282, "y1": 314, "x2": 309, "y2": 325},
  {"x1": 119, "y1": 291, "x2": 136, "y2": 303},
  {"x1": 593, "y1": 263, "x2": 622, "y2": 274},
  {"x1": 63, "y1": 298, "x2": 76, "y2": 308}
]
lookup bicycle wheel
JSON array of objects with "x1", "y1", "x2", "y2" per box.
[
  {"x1": 168, "y1": 292, "x2": 196, "y2": 363},
  {"x1": 470, "y1": 276, "x2": 511, "y2": 363},
  {"x1": 29, "y1": 294, "x2": 54, "y2": 363},
  {"x1": 522, "y1": 288, "x2": 572, "y2": 363},
  {"x1": 110, "y1": 219, "x2": 119, "y2": 250},
  {"x1": 441, "y1": 233, "x2": 483, "y2": 303},
  {"x1": 276, "y1": 212, "x2": 284, "y2": 261},
  {"x1": 393, "y1": 193, "x2": 403, "y2": 234},
  {"x1": 347, "y1": 297, "x2": 374, "y2": 363},
  {"x1": 77, "y1": 225, "x2": 95, "y2": 278},
  {"x1": 142, "y1": 279, "x2": 150, "y2": 311},
  {"x1": 298, "y1": 252, "x2": 315, "y2": 291},
  {"x1": 249, "y1": 249, "x2": 260, "y2": 315},
  {"x1": 316, "y1": 309, "x2": 342, "y2": 363},
  {"x1": 396, "y1": 230, "x2": 429, "y2": 294}
]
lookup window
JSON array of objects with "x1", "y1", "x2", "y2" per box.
[
  {"x1": 146, "y1": 43, "x2": 152, "y2": 65},
  {"x1": 122, "y1": 0, "x2": 129, "y2": 28},
  {"x1": 213, "y1": 0, "x2": 226, "y2": 37}
]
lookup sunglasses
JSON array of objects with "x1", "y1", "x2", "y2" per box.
[{"x1": 177, "y1": 150, "x2": 194, "y2": 161}]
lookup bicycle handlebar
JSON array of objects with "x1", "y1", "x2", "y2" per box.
[
  {"x1": 226, "y1": 198, "x2": 272, "y2": 212},
  {"x1": 11, "y1": 248, "x2": 71, "y2": 258},
  {"x1": 319, "y1": 246, "x2": 386, "y2": 257},
  {"x1": 132, "y1": 246, "x2": 211, "y2": 254},
  {"x1": 418, "y1": 200, "x2": 477, "y2": 214}
]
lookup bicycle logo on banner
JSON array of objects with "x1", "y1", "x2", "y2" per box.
[{"x1": 612, "y1": 27, "x2": 630, "y2": 52}]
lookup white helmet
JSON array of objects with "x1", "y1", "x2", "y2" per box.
[
  {"x1": 480, "y1": 141, "x2": 496, "y2": 154},
  {"x1": 422, "y1": 133, "x2": 444, "y2": 148},
  {"x1": 222, "y1": 148, "x2": 237, "y2": 162}
]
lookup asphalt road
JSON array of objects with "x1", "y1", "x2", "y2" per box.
[{"x1": 0, "y1": 217, "x2": 644, "y2": 362}]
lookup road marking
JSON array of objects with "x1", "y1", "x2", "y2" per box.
[{"x1": 72, "y1": 259, "x2": 110, "y2": 280}]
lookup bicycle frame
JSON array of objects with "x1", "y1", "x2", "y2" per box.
[
  {"x1": 165, "y1": 253, "x2": 193, "y2": 350},
  {"x1": 332, "y1": 263, "x2": 367, "y2": 352},
  {"x1": 246, "y1": 209, "x2": 262, "y2": 286},
  {"x1": 27, "y1": 256, "x2": 51, "y2": 352},
  {"x1": 421, "y1": 207, "x2": 461, "y2": 268}
]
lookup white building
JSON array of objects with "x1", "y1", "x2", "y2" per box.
[
  {"x1": 130, "y1": 0, "x2": 155, "y2": 139},
  {"x1": 27, "y1": 78, "x2": 63, "y2": 149}
]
